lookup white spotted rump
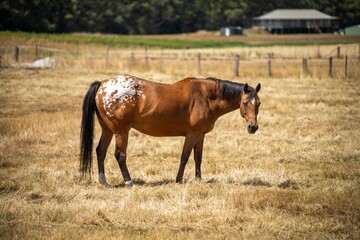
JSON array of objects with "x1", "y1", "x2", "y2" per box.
[{"x1": 96, "y1": 75, "x2": 145, "y2": 117}]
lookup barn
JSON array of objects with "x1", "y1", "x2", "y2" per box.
[{"x1": 252, "y1": 9, "x2": 338, "y2": 34}]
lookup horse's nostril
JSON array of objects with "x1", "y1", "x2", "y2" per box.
[{"x1": 247, "y1": 125, "x2": 258, "y2": 133}]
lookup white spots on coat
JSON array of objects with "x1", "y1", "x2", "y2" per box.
[{"x1": 96, "y1": 75, "x2": 146, "y2": 117}]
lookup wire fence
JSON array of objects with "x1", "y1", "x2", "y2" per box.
[{"x1": 1, "y1": 44, "x2": 359, "y2": 79}]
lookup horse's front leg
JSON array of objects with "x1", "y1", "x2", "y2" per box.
[
  {"x1": 114, "y1": 131, "x2": 133, "y2": 186},
  {"x1": 194, "y1": 137, "x2": 204, "y2": 180},
  {"x1": 176, "y1": 134, "x2": 202, "y2": 183}
]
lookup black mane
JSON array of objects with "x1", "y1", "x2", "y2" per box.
[{"x1": 205, "y1": 77, "x2": 252, "y2": 101}]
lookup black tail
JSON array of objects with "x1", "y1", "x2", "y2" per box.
[{"x1": 80, "y1": 81, "x2": 101, "y2": 177}]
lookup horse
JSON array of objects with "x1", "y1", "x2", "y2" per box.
[{"x1": 80, "y1": 75, "x2": 261, "y2": 187}]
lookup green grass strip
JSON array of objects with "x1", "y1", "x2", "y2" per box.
[{"x1": 0, "y1": 31, "x2": 352, "y2": 49}]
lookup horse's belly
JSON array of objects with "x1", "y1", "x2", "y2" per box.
[{"x1": 131, "y1": 118, "x2": 187, "y2": 137}]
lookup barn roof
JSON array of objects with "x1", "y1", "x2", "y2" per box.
[{"x1": 253, "y1": 9, "x2": 337, "y2": 20}]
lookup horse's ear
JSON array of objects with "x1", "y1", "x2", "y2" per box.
[
  {"x1": 256, "y1": 83, "x2": 261, "y2": 93},
  {"x1": 243, "y1": 83, "x2": 249, "y2": 93}
]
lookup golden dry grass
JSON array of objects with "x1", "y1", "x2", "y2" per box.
[{"x1": 0, "y1": 43, "x2": 360, "y2": 239}]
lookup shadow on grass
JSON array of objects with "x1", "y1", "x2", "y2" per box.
[
  {"x1": 241, "y1": 177, "x2": 273, "y2": 187},
  {"x1": 111, "y1": 177, "x2": 310, "y2": 189},
  {"x1": 114, "y1": 178, "x2": 174, "y2": 188}
]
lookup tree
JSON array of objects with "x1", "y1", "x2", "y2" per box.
[{"x1": 0, "y1": 0, "x2": 358, "y2": 33}]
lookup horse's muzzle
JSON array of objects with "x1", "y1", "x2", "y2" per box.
[{"x1": 247, "y1": 124, "x2": 258, "y2": 134}]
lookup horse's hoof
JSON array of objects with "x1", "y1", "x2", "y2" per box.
[
  {"x1": 99, "y1": 173, "x2": 111, "y2": 188},
  {"x1": 125, "y1": 180, "x2": 134, "y2": 187}
]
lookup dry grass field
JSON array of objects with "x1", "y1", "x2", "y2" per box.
[{"x1": 1, "y1": 38, "x2": 360, "y2": 239}]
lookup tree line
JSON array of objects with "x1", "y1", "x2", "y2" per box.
[{"x1": 0, "y1": 0, "x2": 359, "y2": 34}]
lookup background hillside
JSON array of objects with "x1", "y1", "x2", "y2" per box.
[{"x1": 1, "y1": 0, "x2": 359, "y2": 34}]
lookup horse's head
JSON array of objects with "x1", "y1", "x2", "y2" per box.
[{"x1": 240, "y1": 83, "x2": 261, "y2": 134}]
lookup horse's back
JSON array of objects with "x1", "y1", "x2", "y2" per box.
[{"x1": 95, "y1": 75, "x2": 216, "y2": 136}]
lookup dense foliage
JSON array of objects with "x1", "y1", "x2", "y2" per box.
[{"x1": 0, "y1": 0, "x2": 359, "y2": 34}]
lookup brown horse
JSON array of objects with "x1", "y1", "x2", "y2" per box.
[{"x1": 80, "y1": 75, "x2": 261, "y2": 186}]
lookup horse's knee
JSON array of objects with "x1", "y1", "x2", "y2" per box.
[{"x1": 115, "y1": 150, "x2": 126, "y2": 163}]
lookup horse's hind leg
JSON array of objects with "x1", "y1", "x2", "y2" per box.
[
  {"x1": 114, "y1": 131, "x2": 133, "y2": 186},
  {"x1": 96, "y1": 125, "x2": 113, "y2": 187}
]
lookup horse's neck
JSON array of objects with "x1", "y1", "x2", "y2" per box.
[
  {"x1": 212, "y1": 98, "x2": 240, "y2": 116},
  {"x1": 200, "y1": 79, "x2": 241, "y2": 117},
  {"x1": 208, "y1": 89, "x2": 240, "y2": 117}
]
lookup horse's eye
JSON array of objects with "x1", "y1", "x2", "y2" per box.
[{"x1": 243, "y1": 102, "x2": 248, "y2": 109}]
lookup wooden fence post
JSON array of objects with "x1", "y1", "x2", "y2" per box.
[
  {"x1": 302, "y1": 58, "x2": 308, "y2": 76},
  {"x1": 160, "y1": 49, "x2": 163, "y2": 72},
  {"x1": 197, "y1": 53, "x2": 201, "y2": 75},
  {"x1": 234, "y1": 54, "x2": 240, "y2": 77},
  {"x1": 106, "y1": 47, "x2": 109, "y2": 67},
  {"x1": 35, "y1": 44, "x2": 39, "y2": 60},
  {"x1": 267, "y1": 54, "x2": 272, "y2": 77},
  {"x1": 145, "y1": 47, "x2": 149, "y2": 67},
  {"x1": 14, "y1": 46, "x2": 19, "y2": 62},
  {"x1": 328, "y1": 56, "x2": 333, "y2": 78},
  {"x1": 345, "y1": 55, "x2": 348, "y2": 80},
  {"x1": 130, "y1": 52, "x2": 135, "y2": 65},
  {"x1": 337, "y1": 46, "x2": 340, "y2": 59}
]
